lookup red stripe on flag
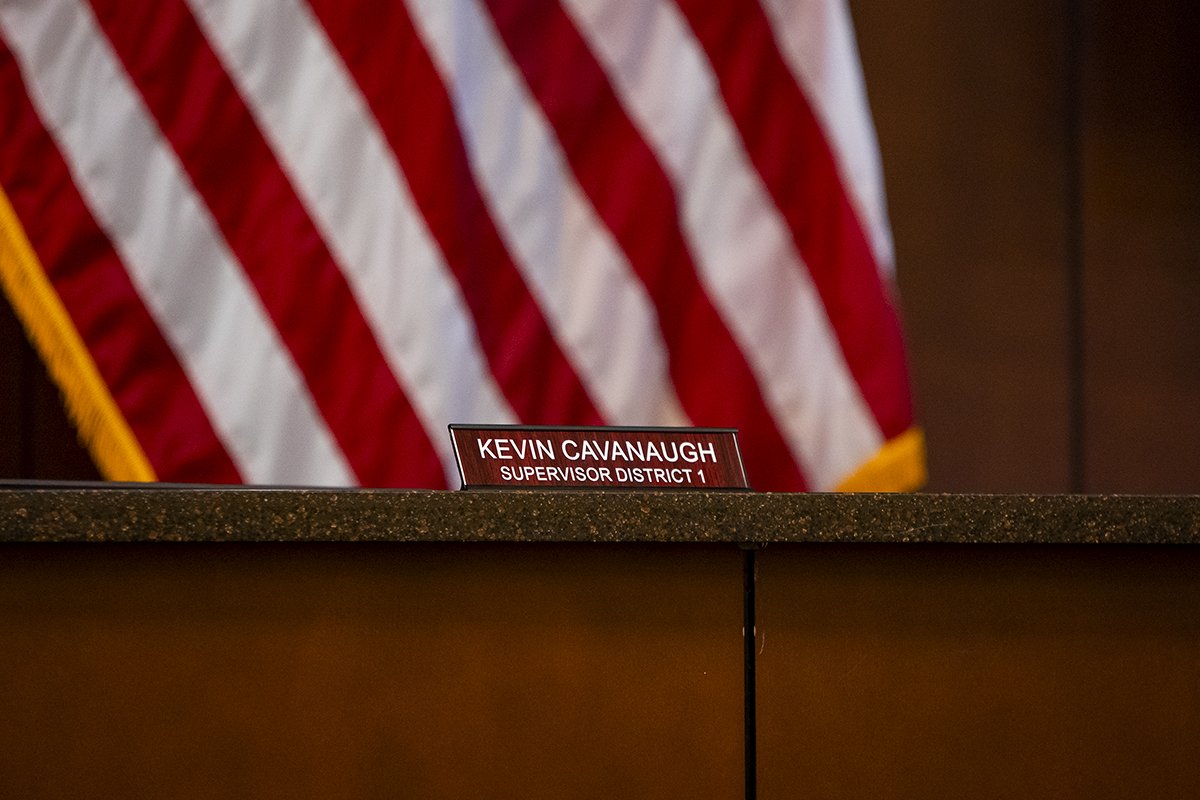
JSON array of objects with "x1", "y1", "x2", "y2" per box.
[
  {"x1": 0, "y1": 36, "x2": 241, "y2": 483},
  {"x1": 308, "y1": 0, "x2": 605, "y2": 428},
  {"x1": 88, "y1": 0, "x2": 447, "y2": 487},
  {"x1": 674, "y1": 0, "x2": 914, "y2": 440},
  {"x1": 482, "y1": 0, "x2": 807, "y2": 491}
]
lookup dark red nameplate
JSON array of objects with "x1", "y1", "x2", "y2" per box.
[{"x1": 449, "y1": 425, "x2": 749, "y2": 490}]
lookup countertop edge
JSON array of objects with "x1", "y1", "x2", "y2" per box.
[{"x1": 2, "y1": 488, "x2": 1199, "y2": 544}]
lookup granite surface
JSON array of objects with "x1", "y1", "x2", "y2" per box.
[{"x1": 1, "y1": 486, "x2": 1199, "y2": 544}]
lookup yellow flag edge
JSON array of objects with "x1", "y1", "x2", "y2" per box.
[
  {"x1": 0, "y1": 184, "x2": 156, "y2": 481},
  {"x1": 836, "y1": 427, "x2": 926, "y2": 493}
]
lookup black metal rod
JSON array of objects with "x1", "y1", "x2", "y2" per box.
[{"x1": 742, "y1": 546, "x2": 757, "y2": 800}]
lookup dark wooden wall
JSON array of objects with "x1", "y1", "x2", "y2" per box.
[
  {"x1": 2, "y1": 1, "x2": 1197, "y2": 492},
  {"x1": 0, "y1": 296, "x2": 100, "y2": 480},
  {"x1": 856, "y1": 0, "x2": 1200, "y2": 492}
]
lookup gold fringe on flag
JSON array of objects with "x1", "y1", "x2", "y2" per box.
[
  {"x1": 836, "y1": 427, "x2": 927, "y2": 492},
  {"x1": 0, "y1": 184, "x2": 155, "y2": 481}
]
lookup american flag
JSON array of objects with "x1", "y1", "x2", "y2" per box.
[{"x1": 0, "y1": 0, "x2": 922, "y2": 491}]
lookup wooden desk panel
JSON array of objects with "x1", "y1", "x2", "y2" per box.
[
  {"x1": 0, "y1": 543, "x2": 743, "y2": 799},
  {"x1": 758, "y1": 544, "x2": 1200, "y2": 799}
]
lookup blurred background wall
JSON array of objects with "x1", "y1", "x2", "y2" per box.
[
  {"x1": 859, "y1": 0, "x2": 1199, "y2": 492},
  {"x1": 2, "y1": 0, "x2": 1197, "y2": 492}
]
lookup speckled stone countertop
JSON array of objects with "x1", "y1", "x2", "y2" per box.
[{"x1": 1, "y1": 486, "x2": 1199, "y2": 543}]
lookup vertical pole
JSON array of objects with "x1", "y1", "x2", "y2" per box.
[{"x1": 742, "y1": 546, "x2": 757, "y2": 800}]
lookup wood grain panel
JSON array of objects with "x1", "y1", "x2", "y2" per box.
[
  {"x1": 0, "y1": 296, "x2": 24, "y2": 476},
  {"x1": 852, "y1": 2, "x2": 1073, "y2": 491},
  {"x1": 29, "y1": 357, "x2": 99, "y2": 480},
  {"x1": 0, "y1": 543, "x2": 743, "y2": 799},
  {"x1": 1081, "y1": 0, "x2": 1200, "y2": 491},
  {"x1": 757, "y1": 544, "x2": 1200, "y2": 798},
  {"x1": 0, "y1": 293, "x2": 98, "y2": 480}
]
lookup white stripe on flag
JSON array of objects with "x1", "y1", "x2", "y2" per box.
[
  {"x1": 561, "y1": 0, "x2": 882, "y2": 488},
  {"x1": 0, "y1": 0, "x2": 356, "y2": 486},
  {"x1": 406, "y1": 0, "x2": 689, "y2": 427},
  {"x1": 185, "y1": 0, "x2": 517, "y2": 487},
  {"x1": 758, "y1": 0, "x2": 896, "y2": 274}
]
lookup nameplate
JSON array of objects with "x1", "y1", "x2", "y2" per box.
[{"x1": 449, "y1": 425, "x2": 749, "y2": 490}]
